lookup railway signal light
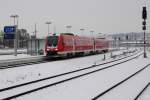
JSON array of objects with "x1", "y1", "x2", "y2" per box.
[
  {"x1": 142, "y1": 6, "x2": 147, "y2": 58},
  {"x1": 143, "y1": 26, "x2": 146, "y2": 30},
  {"x1": 142, "y1": 21, "x2": 146, "y2": 25},
  {"x1": 142, "y1": 7, "x2": 147, "y2": 20}
]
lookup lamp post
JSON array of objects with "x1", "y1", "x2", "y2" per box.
[
  {"x1": 98, "y1": 33, "x2": 102, "y2": 37},
  {"x1": 90, "y1": 30, "x2": 94, "y2": 37},
  {"x1": 10, "y1": 15, "x2": 19, "y2": 26},
  {"x1": 10, "y1": 14, "x2": 19, "y2": 56},
  {"x1": 45, "y1": 21, "x2": 51, "y2": 34},
  {"x1": 66, "y1": 25, "x2": 72, "y2": 33},
  {"x1": 80, "y1": 28, "x2": 85, "y2": 35}
]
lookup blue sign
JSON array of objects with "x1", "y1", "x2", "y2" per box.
[
  {"x1": 4, "y1": 34, "x2": 15, "y2": 39},
  {"x1": 4, "y1": 26, "x2": 16, "y2": 33}
]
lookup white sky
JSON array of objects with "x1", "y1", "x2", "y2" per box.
[{"x1": 0, "y1": 0, "x2": 150, "y2": 37}]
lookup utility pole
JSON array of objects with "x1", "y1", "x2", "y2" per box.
[
  {"x1": 10, "y1": 14, "x2": 19, "y2": 56},
  {"x1": 34, "y1": 23, "x2": 37, "y2": 54},
  {"x1": 126, "y1": 35, "x2": 129, "y2": 50},
  {"x1": 114, "y1": 37, "x2": 116, "y2": 50},
  {"x1": 34, "y1": 23, "x2": 37, "y2": 39}
]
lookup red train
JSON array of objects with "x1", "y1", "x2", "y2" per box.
[{"x1": 45, "y1": 33, "x2": 109, "y2": 57}]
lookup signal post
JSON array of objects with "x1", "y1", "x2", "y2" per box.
[{"x1": 142, "y1": 6, "x2": 147, "y2": 58}]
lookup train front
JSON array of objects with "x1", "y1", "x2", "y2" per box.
[{"x1": 45, "y1": 35, "x2": 59, "y2": 56}]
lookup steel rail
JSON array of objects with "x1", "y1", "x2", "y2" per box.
[
  {"x1": 0, "y1": 51, "x2": 140, "y2": 93},
  {"x1": 134, "y1": 82, "x2": 150, "y2": 100},
  {"x1": 0, "y1": 49, "x2": 137, "y2": 69},
  {"x1": 1, "y1": 52, "x2": 142, "y2": 100},
  {"x1": 92, "y1": 62, "x2": 150, "y2": 100}
]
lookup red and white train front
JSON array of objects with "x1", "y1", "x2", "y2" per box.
[{"x1": 45, "y1": 35, "x2": 60, "y2": 56}]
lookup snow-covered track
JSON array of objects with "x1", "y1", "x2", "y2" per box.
[
  {"x1": 134, "y1": 82, "x2": 150, "y2": 100},
  {"x1": 0, "y1": 49, "x2": 137, "y2": 70},
  {"x1": 0, "y1": 52, "x2": 142, "y2": 100},
  {"x1": 0, "y1": 56, "x2": 49, "y2": 69},
  {"x1": 92, "y1": 61, "x2": 150, "y2": 100}
]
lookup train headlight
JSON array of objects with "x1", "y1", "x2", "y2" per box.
[{"x1": 55, "y1": 48, "x2": 58, "y2": 51}]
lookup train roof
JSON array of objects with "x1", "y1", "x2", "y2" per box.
[
  {"x1": 96, "y1": 37, "x2": 106, "y2": 39},
  {"x1": 60, "y1": 33, "x2": 74, "y2": 36}
]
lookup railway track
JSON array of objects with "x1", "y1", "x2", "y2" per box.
[
  {"x1": 134, "y1": 82, "x2": 150, "y2": 100},
  {"x1": 92, "y1": 60, "x2": 150, "y2": 100},
  {"x1": 0, "y1": 55, "x2": 71, "y2": 69},
  {"x1": 0, "y1": 51, "x2": 142, "y2": 100},
  {"x1": 0, "y1": 56, "x2": 47, "y2": 69},
  {"x1": 0, "y1": 49, "x2": 134, "y2": 69},
  {"x1": 0, "y1": 60, "x2": 49, "y2": 69}
]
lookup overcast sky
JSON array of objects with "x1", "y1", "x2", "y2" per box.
[{"x1": 0, "y1": 0, "x2": 149, "y2": 37}]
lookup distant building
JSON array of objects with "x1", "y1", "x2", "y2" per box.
[
  {"x1": 108, "y1": 32, "x2": 150, "y2": 48},
  {"x1": 0, "y1": 31, "x2": 4, "y2": 48},
  {"x1": 17, "y1": 29, "x2": 30, "y2": 48},
  {"x1": 4, "y1": 29, "x2": 30, "y2": 48}
]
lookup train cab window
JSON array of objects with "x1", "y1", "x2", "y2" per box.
[{"x1": 47, "y1": 36, "x2": 58, "y2": 47}]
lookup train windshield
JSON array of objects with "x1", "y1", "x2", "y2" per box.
[{"x1": 47, "y1": 36, "x2": 58, "y2": 47}]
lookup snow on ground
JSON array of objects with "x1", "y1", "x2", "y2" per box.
[
  {"x1": 14, "y1": 52, "x2": 150, "y2": 100},
  {"x1": 0, "y1": 49, "x2": 27, "y2": 55},
  {"x1": 0, "y1": 47, "x2": 129, "y2": 60},
  {"x1": 0, "y1": 48, "x2": 131, "y2": 61},
  {"x1": 0, "y1": 49, "x2": 135, "y2": 89},
  {"x1": 138, "y1": 84, "x2": 150, "y2": 100},
  {"x1": 0, "y1": 48, "x2": 33, "y2": 61},
  {"x1": 0, "y1": 52, "x2": 112, "y2": 88},
  {"x1": 99, "y1": 58, "x2": 150, "y2": 100},
  {"x1": 0, "y1": 48, "x2": 149, "y2": 100},
  {"x1": 0, "y1": 54, "x2": 36, "y2": 61}
]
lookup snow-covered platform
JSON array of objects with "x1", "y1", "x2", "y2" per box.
[
  {"x1": 0, "y1": 54, "x2": 33, "y2": 61},
  {"x1": 0, "y1": 49, "x2": 27, "y2": 55}
]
